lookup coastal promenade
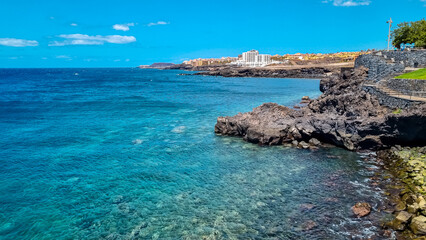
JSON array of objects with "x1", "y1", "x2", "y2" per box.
[{"x1": 363, "y1": 82, "x2": 426, "y2": 103}]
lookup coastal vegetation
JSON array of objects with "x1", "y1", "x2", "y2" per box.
[
  {"x1": 395, "y1": 68, "x2": 426, "y2": 80},
  {"x1": 392, "y1": 108, "x2": 402, "y2": 114},
  {"x1": 392, "y1": 19, "x2": 426, "y2": 49}
]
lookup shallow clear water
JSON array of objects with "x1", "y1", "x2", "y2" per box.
[{"x1": 0, "y1": 68, "x2": 388, "y2": 239}]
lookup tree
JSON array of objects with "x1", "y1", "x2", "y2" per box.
[{"x1": 392, "y1": 19, "x2": 426, "y2": 49}]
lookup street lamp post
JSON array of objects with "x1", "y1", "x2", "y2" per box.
[{"x1": 387, "y1": 18, "x2": 393, "y2": 51}]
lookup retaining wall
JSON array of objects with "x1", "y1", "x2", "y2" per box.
[
  {"x1": 363, "y1": 86, "x2": 418, "y2": 109},
  {"x1": 355, "y1": 50, "x2": 426, "y2": 82},
  {"x1": 385, "y1": 78, "x2": 426, "y2": 98}
]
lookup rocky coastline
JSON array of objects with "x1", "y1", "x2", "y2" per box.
[
  {"x1": 214, "y1": 66, "x2": 426, "y2": 151},
  {"x1": 192, "y1": 66, "x2": 336, "y2": 79},
  {"x1": 213, "y1": 51, "x2": 426, "y2": 238}
]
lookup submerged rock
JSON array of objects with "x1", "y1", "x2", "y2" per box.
[
  {"x1": 352, "y1": 202, "x2": 372, "y2": 218},
  {"x1": 301, "y1": 220, "x2": 317, "y2": 231},
  {"x1": 300, "y1": 203, "x2": 316, "y2": 211}
]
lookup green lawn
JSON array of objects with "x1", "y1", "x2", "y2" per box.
[{"x1": 395, "y1": 68, "x2": 426, "y2": 80}]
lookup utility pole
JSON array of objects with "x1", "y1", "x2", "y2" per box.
[{"x1": 387, "y1": 18, "x2": 393, "y2": 51}]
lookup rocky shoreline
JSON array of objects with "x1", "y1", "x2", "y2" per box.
[
  {"x1": 213, "y1": 52, "x2": 426, "y2": 237},
  {"x1": 379, "y1": 147, "x2": 426, "y2": 238},
  {"x1": 192, "y1": 67, "x2": 337, "y2": 79},
  {"x1": 214, "y1": 66, "x2": 426, "y2": 151}
]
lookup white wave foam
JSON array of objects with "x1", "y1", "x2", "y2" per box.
[
  {"x1": 171, "y1": 126, "x2": 186, "y2": 133},
  {"x1": 132, "y1": 139, "x2": 143, "y2": 145}
]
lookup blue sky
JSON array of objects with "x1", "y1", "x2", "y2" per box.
[{"x1": 0, "y1": 0, "x2": 425, "y2": 68}]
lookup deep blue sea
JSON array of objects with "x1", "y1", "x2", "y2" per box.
[{"x1": 0, "y1": 68, "x2": 390, "y2": 239}]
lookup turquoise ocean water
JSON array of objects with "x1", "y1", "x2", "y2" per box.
[{"x1": 0, "y1": 68, "x2": 389, "y2": 239}]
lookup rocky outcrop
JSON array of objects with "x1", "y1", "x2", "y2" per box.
[
  {"x1": 215, "y1": 67, "x2": 426, "y2": 150},
  {"x1": 139, "y1": 63, "x2": 175, "y2": 69}
]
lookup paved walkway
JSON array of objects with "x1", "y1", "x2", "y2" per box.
[{"x1": 364, "y1": 83, "x2": 426, "y2": 102}]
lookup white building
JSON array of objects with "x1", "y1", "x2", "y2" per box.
[
  {"x1": 242, "y1": 50, "x2": 259, "y2": 63},
  {"x1": 233, "y1": 50, "x2": 272, "y2": 67},
  {"x1": 257, "y1": 54, "x2": 271, "y2": 65}
]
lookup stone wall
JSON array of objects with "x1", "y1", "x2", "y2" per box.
[
  {"x1": 380, "y1": 50, "x2": 426, "y2": 68},
  {"x1": 385, "y1": 79, "x2": 426, "y2": 98},
  {"x1": 363, "y1": 86, "x2": 417, "y2": 109},
  {"x1": 355, "y1": 50, "x2": 426, "y2": 82}
]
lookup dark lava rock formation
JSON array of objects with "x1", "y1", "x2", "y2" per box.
[
  {"x1": 214, "y1": 67, "x2": 426, "y2": 150},
  {"x1": 193, "y1": 67, "x2": 334, "y2": 79}
]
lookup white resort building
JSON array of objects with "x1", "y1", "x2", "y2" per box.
[{"x1": 232, "y1": 50, "x2": 272, "y2": 67}]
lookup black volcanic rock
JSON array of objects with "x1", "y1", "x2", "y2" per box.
[
  {"x1": 165, "y1": 63, "x2": 193, "y2": 70},
  {"x1": 194, "y1": 67, "x2": 335, "y2": 79},
  {"x1": 214, "y1": 67, "x2": 426, "y2": 150}
]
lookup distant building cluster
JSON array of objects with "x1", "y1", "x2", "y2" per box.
[
  {"x1": 180, "y1": 50, "x2": 369, "y2": 68},
  {"x1": 271, "y1": 52, "x2": 367, "y2": 62},
  {"x1": 183, "y1": 57, "x2": 237, "y2": 67}
]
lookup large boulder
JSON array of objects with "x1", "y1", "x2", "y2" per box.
[
  {"x1": 411, "y1": 216, "x2": 426, "y2": 235},
  {"x1": 389, "y1": 211, "x2": 413, "y2": 231}
]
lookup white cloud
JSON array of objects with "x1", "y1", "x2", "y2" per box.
[
  {"x1": 113, "y1": 23, "x2": 135, "y2": 31},
  {"x1": 147, "y1": 21, "x2": 168, "y2": 27},
  {"x1": 421, "y1": 0, "x2": 426, "y2": 6},
  {"x1": 49, "y1": 34, "x2": 136, "y2": 46},
  {"x1": 49, "y1": 39, "x2": 104, "y2": 46},
  {"x1": 322, "y1": 0, "x2": 371, "y2": 6},
  {"x1": 70, "y1": 23, "x2": 78, "y2": 27},
  {"x1": 0, "y1": 38, "x2": 39, "y2": 47}
]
